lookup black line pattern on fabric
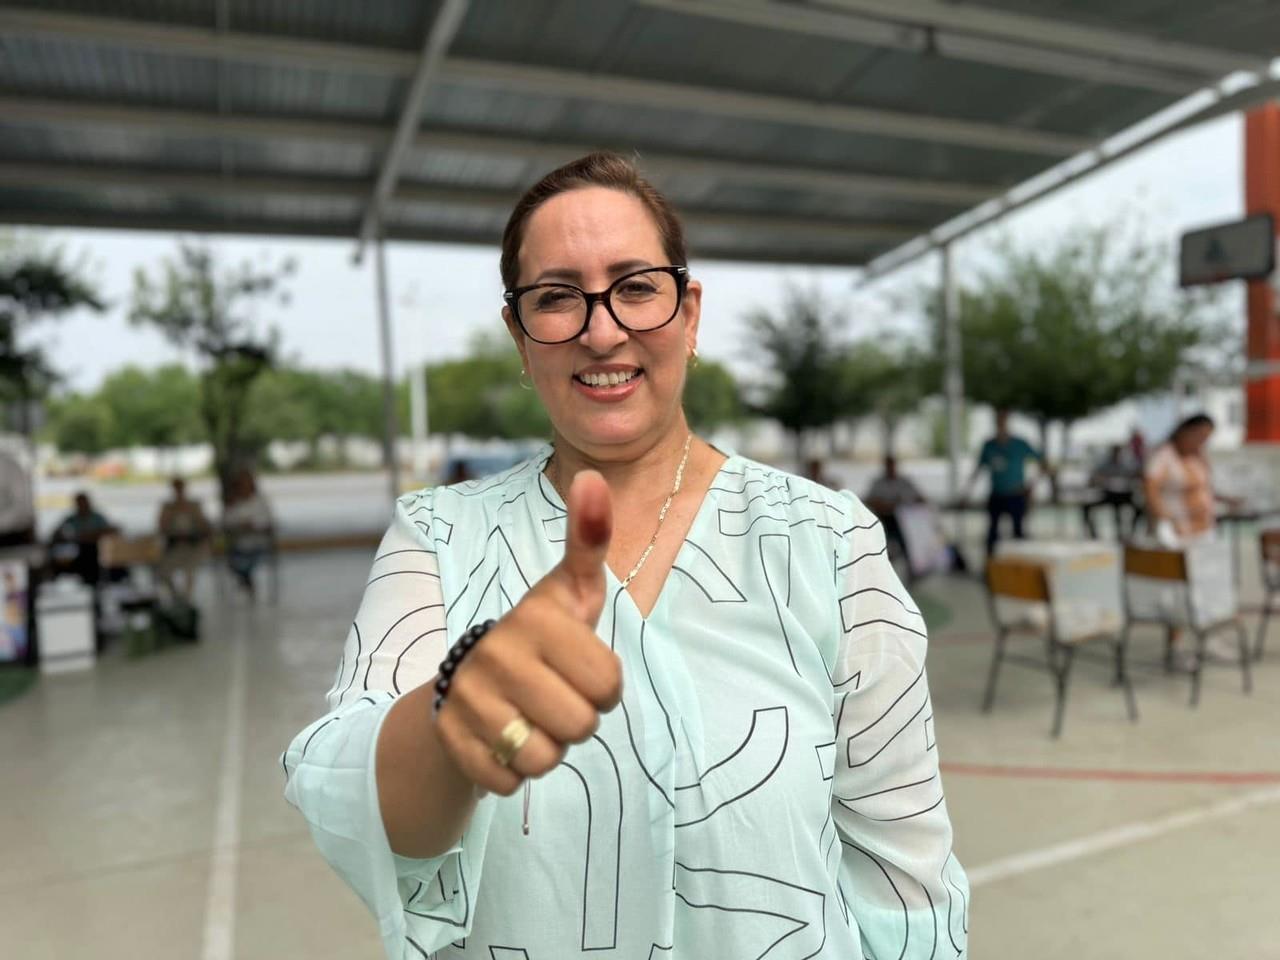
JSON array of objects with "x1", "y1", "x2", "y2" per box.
[
  {"x1": 673, "y1": 862, "x2": 827, "y2": 959},
  {"x1": 944, "y1": 850, "x2": 968, "y2": 936},
  {"x1": 814, "y1": 741, "x2": 836, "y2": 782},
  {"x1": 760, "y1": 532, "x2": 800, "y2": 674},
  {"x1": 921, "y1": 879, "x2": 939, "y2": 960},
  {"x1": 366, "y1": 569, "x2": 441, "y2": 589},
  {"x1": 392, "y1": 627, "x2": 447, "y2": 694},
  {"x1": 841, "y1": 586, "x2": 923, "y2": 617},
  {"x1": 845, "y1": 666, "x2": 925, "y2": 740},
  {"x1": 674, "y1": 706, "x2": 790, "y2": 828},
  {"x1": 299, "y1": 716, "x2": 339, "y2": 759},
  {"x1": 840, "y1": 793, "x2": 946, "y2": 822},
  {"x1": 361, "y1": 604, "x2": 444, "y2": 690},
  {"x1": 405, "y1": 935, "x2": 430, "y2": 958},
  {"x1": 924, "y1": 714, "x2": 936, "y2": 752},
  {"x1": 842, "y1": 616, "x2": 930, "y2": 641},
  {"x1": 836, "y1": 771, "x2": 940, "y2": 804},
  {"x1": 560, "y1": 734, "x2": 624, "y2": 951},
  {"x1": 640, "y1": 622, "x2": 678, "y2": 749},
  {"x1": 841, "y1": 838, "x2": 909, "y2": 960},
  {"x1": 444, "y1": 456, "x2": 538, "y2": 498},
  {"x1": 647, "y1": 945, "x2": 674, "y2": 959},
  {"x1": 337, "y1": 621, "x2": 361, "y2": 703},
  {"x1": 941, "y1": 851, "x2": 960, "y2": 955},
  {"x1": 837, "y1": 543, "x2": 887, "y2": 572},
  {"x1": 670, "y1": 539, "x2": 747, "y2": 603},
  {"x1": 371, "y1": 547, "x2": 438, "y2": 564},
  {"x1": 488, "y1": 946, "x2": 531, "y2": 959},
  {"x1": 405, "y1": 847, "x2": 471, "y2": 928},
  {"x1": 846, "y1": 694, "x2": 930, "y2": 770}
]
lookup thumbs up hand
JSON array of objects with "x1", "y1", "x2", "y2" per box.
[{"x1": 431, "y1": 470, "x2": 624, "y2": 795}]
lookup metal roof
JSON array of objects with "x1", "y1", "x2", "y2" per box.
[{"x1": 1, "y1": 0, "x2": 1278, "y2": 268}]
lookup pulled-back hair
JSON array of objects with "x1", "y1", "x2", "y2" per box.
[
  {"x1": 499, "y1": 151, "x2": 688, "y2": 291},
  {"x1": 1169, "y1": 412, "x2": 1214, "y2": 444}
]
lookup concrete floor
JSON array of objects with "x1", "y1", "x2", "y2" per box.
[{"x1": 2, "y1": 540, "x2": 1278, "y2": 959}]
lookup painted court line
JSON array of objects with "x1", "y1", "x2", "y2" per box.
[
  {"x1": 967, "y1": 783, "x2": 1280, "y2": 888},
  {"x1": 942, "y1": 761, "x2": 1280, "y2": 786},
  {"x1": 201, "y1": 627, "x2": 248, "y2": 960}
]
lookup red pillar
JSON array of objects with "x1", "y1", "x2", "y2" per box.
[{"x1": 1245, "y1": 104, "x2": 1280, "y2": 443}]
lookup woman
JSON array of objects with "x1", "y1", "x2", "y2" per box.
[
  {"x1": 1143, "y1": 413, "x2": 1220, "y2": 543},
  {"x1": 222, "y1": 468, "x2": 274, "y2": 597},
  {"x1": 284, "y1": 153, "x2": 968, "y2": 959}
]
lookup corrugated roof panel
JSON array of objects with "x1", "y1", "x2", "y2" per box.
[
  {"x1": 225, "y1": 62, "x2": 405, "y2": 121},
  {"x1": 0, "y1": 35, "x2": 219, "y2": 108},
  {"x1": 229, "y1": 0, "x2": 436, "y2": 50},
  {"x1": 402, "y1": 149, "x2": 532, "y2": 189},
  {"x1": 455, "y1": 0, "x2": 634, "y2": 72}
]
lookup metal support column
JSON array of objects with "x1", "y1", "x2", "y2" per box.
[
  {"x1": 941, "y1": 243, "x2": 965, "y2": 499},
  {"x1": 373, "y1": 232, "x2": 402, "y2": 508}
]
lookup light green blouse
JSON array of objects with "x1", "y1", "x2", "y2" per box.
[{"x1": 284, "y1": 448, "x2": 969, "y2": 959}]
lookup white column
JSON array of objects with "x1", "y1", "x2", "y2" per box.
[
  {"x1": 373, "y1": 232, "x2": 402, "y2": 508},
  {"x1": 941, "y1": 244, "x2": 965, "y2": 499}
]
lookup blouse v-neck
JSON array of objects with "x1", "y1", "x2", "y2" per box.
[{"x1": 535, "y1": 444, "x2": 735, "y2": 621}]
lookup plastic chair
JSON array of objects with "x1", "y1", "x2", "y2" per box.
[
  {"x1": 983, "y1": 557, "x2": 1137, "y2": 738},
  {"x1": 1121, "y1": 544, "x2": 1251, "y2": 706},
  {"x1": 1256, "y1": 530, "x2": 1280, "y2": 661}
]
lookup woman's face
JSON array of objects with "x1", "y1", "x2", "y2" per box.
[{"x1": 503, "y1": 186, "x2": 701, "y2": 459}]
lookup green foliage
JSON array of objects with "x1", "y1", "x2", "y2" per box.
[
  {"x1": 423, "y1": 336, "x2": 551, "y2": 440},
  {"x1": 96, "y1": 364, "x2": 203, "y2": 449},
  {"x1": 0, "y1": 241, "x2": 104, "y2": 428},
  {"x1": 839, "y1": 339, "x2": 934, "y2": 454},
  {"x1": 47, "y1": 394, "x2": 115, "y2": 456},
  {"x1": 744, "y1": 287, "x2": 847, "y2": 455},
  {"x1": 683, "y1": 358, "x2": 744, "y2": 432},
  {"x1": 130, "y1": 244, "x2": 294, "y2": 496},
  {"x1": 928, "y1": 225, "x2": 1229, "y2": 439}
]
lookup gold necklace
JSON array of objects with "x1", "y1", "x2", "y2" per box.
[{"x1": 551, "y1": 432, "x2": 694, "y2": 588}]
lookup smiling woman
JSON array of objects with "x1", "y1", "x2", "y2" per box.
[{"x1": 282, "y1": 152, "x2": 969, "y2": 959}]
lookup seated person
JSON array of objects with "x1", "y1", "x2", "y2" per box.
[
  {"x1": 49, "y1": 492, "x2": 118, "y2": 584},
  {"x1": 222, "y1": 469, "x2": 274, "y2": 599},
  {"x1": 864, "y1": 455, "x2": 925, "y2": 562},
  {"x1": 1080, "y1": 444, "x2": 1141, "y2": 539},
  {"x1": 157, "y1": 477, "x2": 212, "y2": 601}
]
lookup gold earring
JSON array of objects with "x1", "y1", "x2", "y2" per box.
[
  {"x1": 688, "y1": 347, "x2": 700, "y2": 369},
  {"x1": 519, "y1": 367, "x2": 533, "y2": 390}
]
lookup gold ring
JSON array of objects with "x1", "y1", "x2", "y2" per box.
[{"x1": 491, "y1": 716, "x2": 533, "y2": 768}]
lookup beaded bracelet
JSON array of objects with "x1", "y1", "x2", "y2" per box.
[{"x1": 432, "y1": 619, "x2": 497, "y2": 715}]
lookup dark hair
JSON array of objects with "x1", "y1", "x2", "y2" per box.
[
  {"x1": 499, "y1": 151, "x2": 688, "y2": 291},
  {"x1": 1170, "y1": 413, "x2": 1214, "y2": 444}
]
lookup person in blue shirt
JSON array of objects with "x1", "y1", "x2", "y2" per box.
[{"x1": 965, "y1": 409, "x2": 1046, "y2": 557}]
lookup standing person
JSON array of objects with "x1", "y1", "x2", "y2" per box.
[
  {"x1": 864, "y1": 454, "x2": 925, "y2": 559},
  {"x1": 221, "y1": 468, "x2": 273, "y2": 598},
  {"x1": 282, "y1": 153, "x2": 967, "y2": 959},
  {"x1": 964, "y1": 408, "x2": 1046, "y2": 557},
  {"x1": 157, "y1": 477, "x2": 211, "y2": 600},
  {"x1": 1143, "y1": 413, "x2": 1220, "y2": 544}
]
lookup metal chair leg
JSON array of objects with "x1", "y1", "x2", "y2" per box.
[
  {"x1": 1236, "y1": 622, "x2": 1253, "y2": 695},
  {"x1": 1164, "y1": 626, "x2": 1177, "y2": 673},
  {"x1": 1051, "y1": 644, "x2": 1075, "y2": 738},
  {"x1": 982, "y1": 628, "x2": 1008, "y2": 713},
  {"x1": 1256, "y1": 596, "x2": 1273, "y2": 662},
  {"x1": 1115, "y1": 634, "x2": 1138, "y2": 722},
  {"x1": 1189, "y1": 631, "x2": 1207, "y2": 707}
]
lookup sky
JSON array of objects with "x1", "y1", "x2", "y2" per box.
[{"x1": 13, "y1": 113, "x2": 1247, "y2": 395}]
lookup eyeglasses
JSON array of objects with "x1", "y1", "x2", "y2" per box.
[{"x1": 504, "y1": 265, "x2": 689, "y2": 345}]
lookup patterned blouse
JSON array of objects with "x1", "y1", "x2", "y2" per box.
[{"x1": 283, "y1": 447, "x2": 969, "y2": 959}]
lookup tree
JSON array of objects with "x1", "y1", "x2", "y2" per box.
[
  {"x1": 0, "y1": 240, "x2": 105, "y2": 437},
  {"x1": 47, "y1": 394, "x2": 115, "y2": 456},
  {"x1": 928, "y1": 224, "x2": 1230, "y2": 463},
  {"x1": 424, "y1": 334, "x2": 551, "y2": 441},
  {"x1": 96, "y1": 364, "x2": 204, "y2": 451},
  {"x1": 130, "y1": 244, "x2": 294, "y2": 501},
  {"x1": 683, "y1": 359, "x2": 744, "y2": 433},
  {"x1": 743, "y1": 287, "x2": 848, "y2": 463},
  {"x1": 839, "y1": 339, "x2": 934, "y2": 457}
]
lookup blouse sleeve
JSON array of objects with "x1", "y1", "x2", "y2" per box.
[
  {"x1": 281, "y1": 490, "x2": 497, "y2": 959},
  {"x1": 830, "y1": 493, "x2": 969, "y2": 958}
]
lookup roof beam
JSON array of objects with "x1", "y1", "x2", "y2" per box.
[
  {"x1": 0, "y1": 8, "x2": 1088, "y2": 156},
  {"x1": 635, "y1": 0, "x2": 1204, "y2": 93},
  {"x1": 442, "y1": 58, "x2": 1087, "y2": 156},
  {"x1": 813, "y1": 0, "x2": 1267, "y2": 77},
  {"x1": 354, "y1": 0, "x2": 469, "y2": 260},
  {"x1": 0, "y1": 207, "x2": 882, "y2": 267},
  {"x1": 0, "y1": 162, "x2": 923, "y2": 243},
  {"x1": 0, "y1": 97, "x2": 998, "y2": 206}
]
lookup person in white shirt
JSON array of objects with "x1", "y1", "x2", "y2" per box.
[{"x1": 221, "y1": 468, "x2": 273, "y2": 598}]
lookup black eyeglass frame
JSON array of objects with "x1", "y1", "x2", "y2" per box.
[{"x1": 503, "y1": 265, "x2": 690, "y2": 345}]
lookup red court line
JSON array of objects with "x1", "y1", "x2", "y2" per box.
[{"x1": 940, "y1": 762, "x2": 1280, "y2": 785}]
